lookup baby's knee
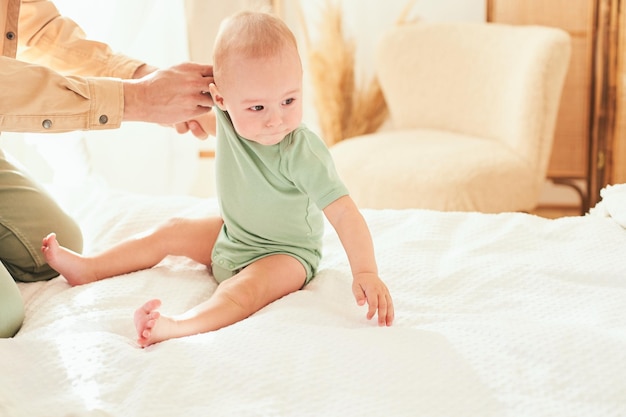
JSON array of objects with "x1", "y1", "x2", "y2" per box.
[{"x1": 219, "y1": 277, "x2": 263, "y2": 313}]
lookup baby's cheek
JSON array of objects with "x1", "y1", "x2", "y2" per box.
[{"x1": 230, "y1": 119, "x2": 250, "y2": 136}]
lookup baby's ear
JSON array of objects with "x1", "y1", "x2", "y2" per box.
[{"x1": 208, "y1": 83, "x2": 226, "y2": 110}]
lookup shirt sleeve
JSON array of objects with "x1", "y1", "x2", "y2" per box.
[
  {"x1": 283, "y1": 126, "x2": 350, "y2": 209},
  {"x1": 17, "y1": 0, "x2": 145, "y2": 78},
  {"x1": 0, "y1": 0, "x2": 146, "y2": 133},
  {"x1": 0, "y1": 57, "x2": 124, "y2": 132}
]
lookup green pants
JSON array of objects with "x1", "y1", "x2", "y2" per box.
[{"x1": 0, "y1": 149, "x2": 83, "y2": 337}]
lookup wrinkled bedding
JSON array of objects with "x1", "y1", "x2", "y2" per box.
[{"x1": 1, "y1": 183, "x2": 626, "y2": 417}]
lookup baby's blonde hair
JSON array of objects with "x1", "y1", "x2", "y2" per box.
[{"x1": 213, "y1": 11, "x2": 299, "y2": 83}]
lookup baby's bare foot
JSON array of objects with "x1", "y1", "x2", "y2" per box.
[
  {"x1": 134, "y1": 299, "x2": 178, "y2": 348},
  {"x1": 41, "y1": 233, "x2": 97, "y2": 286}
]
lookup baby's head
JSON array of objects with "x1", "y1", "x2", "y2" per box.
[{"x1": 209, "y1": 11, "x2": 303, "y2": 145}]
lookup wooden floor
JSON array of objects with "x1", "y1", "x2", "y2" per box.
[{"x1": 530, "y1": 205, "x2": 582, "y2": 219}]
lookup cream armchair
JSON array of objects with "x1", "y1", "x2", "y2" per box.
[{"x1": 330, "y1": 22, "x2": 571, "y2": 212}]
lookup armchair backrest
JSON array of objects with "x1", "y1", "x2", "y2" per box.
[{"x1": 376, "y1": 22, "x2": 571, "y2": 174}]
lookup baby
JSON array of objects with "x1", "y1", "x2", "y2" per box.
[{"x1": 42, "y1": 10, "x2": 394, "y2": 347}]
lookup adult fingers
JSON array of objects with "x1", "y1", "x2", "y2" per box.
[
  {"x1": 174, "y1": 121, "x2": 190, "y2": 135},
  {"x1": 187, "y1": 120, "x2": 208, "y2": 140},
  {"x1": 197, "y1": 64, "x2": 213, "y2": 78}
]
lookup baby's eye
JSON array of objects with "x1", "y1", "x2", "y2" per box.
[
  {"x1": 283, "y1": 98, "x2": 295, "y2": 106},
  {"x1": 249, "y1": 105, "x2": 264, "y2": 111}
]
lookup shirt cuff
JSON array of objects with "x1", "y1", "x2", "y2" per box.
[{"x1": 87, "y1": 77, "x2": 125, "y2": 130}]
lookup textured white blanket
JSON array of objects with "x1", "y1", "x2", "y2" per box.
[{"x1": 1, "y1": 184, "x2": 626, "y2": 417}]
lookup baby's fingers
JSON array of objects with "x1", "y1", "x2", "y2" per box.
[
  {"x1": 366, "y1": 292, "x2": 379, "y2": 321},
  {"x1": 352, "y1": 282, "x2": 367, "y2": 306},
  {"x1": 381, "y1": 293, "x2": 394, "y2": 326},
  {"x1": 353, "y1": 279, "x2": 395, "y2": 326},
  {"x1": 366, "y1": 289, "x2": 394, "y2": 327}
]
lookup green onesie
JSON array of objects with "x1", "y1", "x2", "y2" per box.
[{"x1": 212, "y1": 108, "x2": 348, "y2": 284}]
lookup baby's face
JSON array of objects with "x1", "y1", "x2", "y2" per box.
[{"x1": 216, "y1": 48, "x2": 303, "y2": 145}]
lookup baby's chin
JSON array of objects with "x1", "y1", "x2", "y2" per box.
[{"x1": 248, "y1": 131, "x2": 291, "y2": 146}]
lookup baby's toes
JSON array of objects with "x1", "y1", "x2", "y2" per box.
[
  {"x1": 146, "y1": 312, "x2": 160, "y2": 327},
  {"x1": 146, "y1": 318, "x2": 156, "y2": 330}
]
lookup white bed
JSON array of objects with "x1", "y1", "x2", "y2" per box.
[{"x1": 2, "y1": 181, "x2": 626, "y2": 417}]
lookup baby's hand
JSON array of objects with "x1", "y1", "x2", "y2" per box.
[{"x1": 352, "y1": 272, "x2": 394, "y2": 326}]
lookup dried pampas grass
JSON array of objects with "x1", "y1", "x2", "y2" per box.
[
  {"x1": 343, "y1": 75, "x2": 388, "y2": 140},
  {"x1": 298, "y1": 0, "x2": 416, "y2": 146},
  {"x1": 299, "y1": 1, "x2": 355, "y2": 146}
]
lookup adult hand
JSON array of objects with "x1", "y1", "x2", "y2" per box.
[
  {"x1": 123, "y1": 62, "x2": 214, "y2": 125},
  {"x1": 174, "y1": 109, "x2": 217, "y2": 140}
]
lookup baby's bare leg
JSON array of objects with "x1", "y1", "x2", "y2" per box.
[
  {"x1": 134, "y1": 254, "x2": 306, "y2": 347},
  {"x1": 42, "y1": 216, "x2": 223, "y2": 286}
]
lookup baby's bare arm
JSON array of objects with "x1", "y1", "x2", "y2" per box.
[{"x1": 324, "y1": 196, "x2": 394, "y2": 326}]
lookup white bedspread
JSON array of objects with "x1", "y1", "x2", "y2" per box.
[{"x1": 2, "y1": 183, "x2": 626, "y2": 417}]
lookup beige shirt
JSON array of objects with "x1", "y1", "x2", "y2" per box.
[{"x1": 0, "y1": 0, "x2": 145, "y2": 132}]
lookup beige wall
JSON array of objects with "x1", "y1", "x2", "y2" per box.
[{"x1": 184, "y1": 0, "x2": 272, "y2": 63}]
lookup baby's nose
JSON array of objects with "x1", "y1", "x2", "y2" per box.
[{"x1": 265, "y1": 109, "x2": 283, "y2": 127}]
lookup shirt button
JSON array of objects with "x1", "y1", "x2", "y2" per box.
[
  {"x1": 42, "y1": 119, "x2": 52, "y2": 129},
  {"x1": 98, "y1": 114, "x2": 108, "y2": 125},
  {"x1": 6, "y1": 32, "x2": 15, "y2": 40}
]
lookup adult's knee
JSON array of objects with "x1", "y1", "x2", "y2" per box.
[
  {"x1": 0, "y1": 208, "x2": 83, "y2": 283},
  {"x1": 0, "y1": 153, "x2": 83, "y2": 282}
]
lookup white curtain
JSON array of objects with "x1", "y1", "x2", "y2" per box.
[{"x1": 27, "y1": 0, "x2": 199, "y2": 195}]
